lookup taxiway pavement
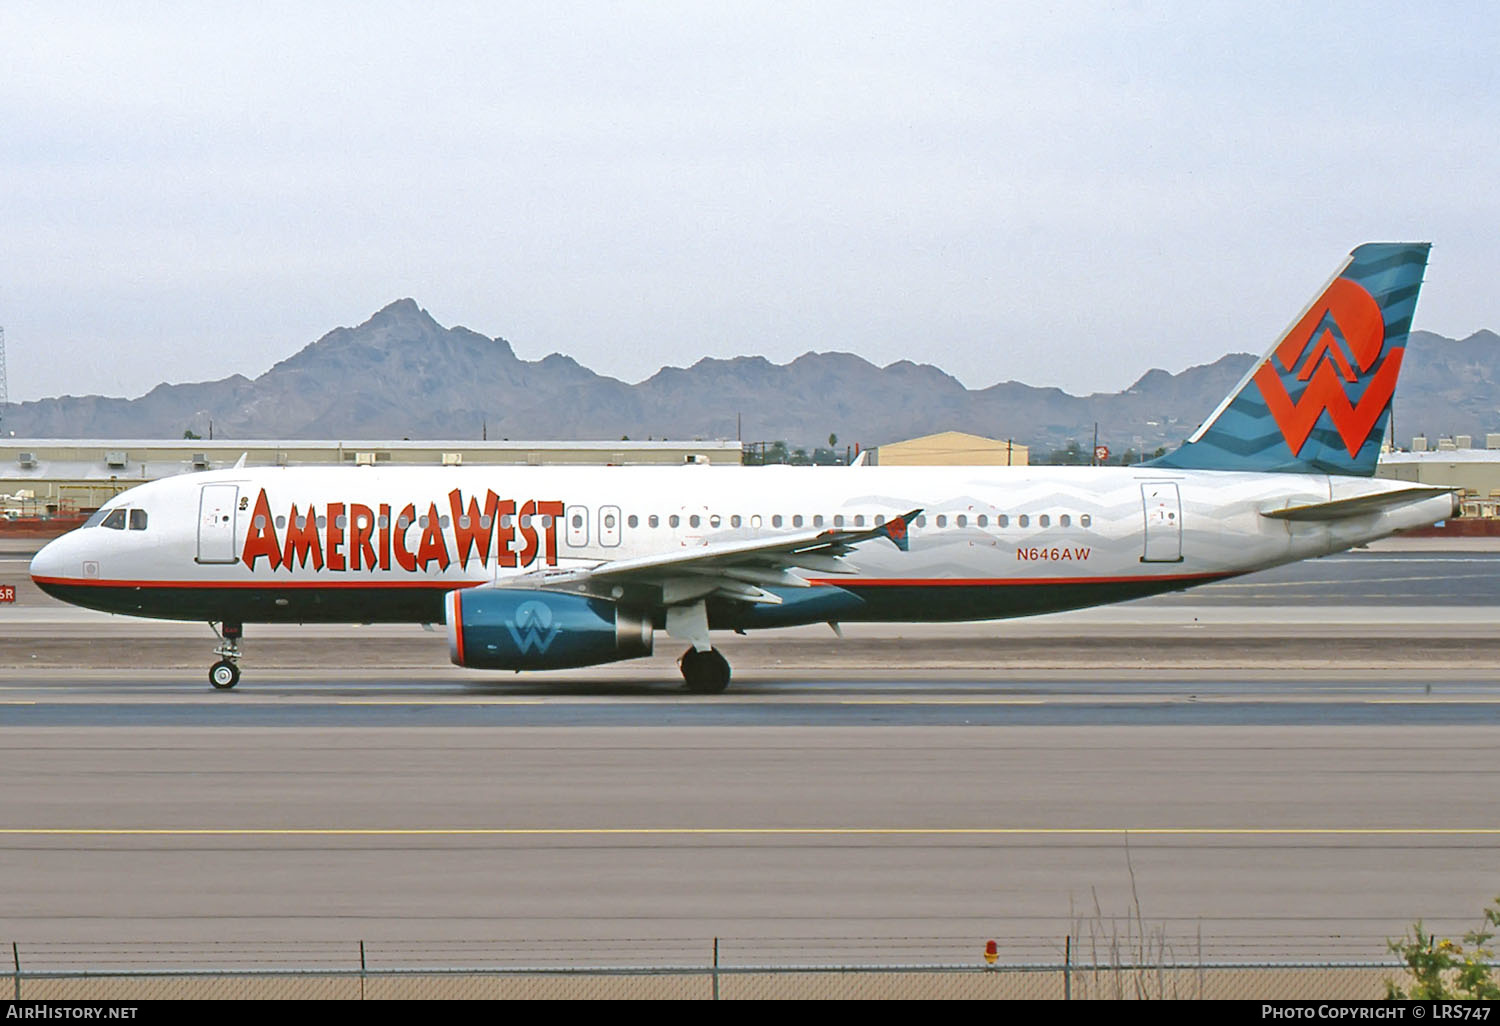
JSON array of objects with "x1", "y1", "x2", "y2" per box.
[{"x1": 2, "y1": 541, "x2": 1498, "y2": 966}]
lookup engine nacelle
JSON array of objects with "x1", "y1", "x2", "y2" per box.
[{"x1": 444, "y1": 588, "x2": 653, "y2": 670}]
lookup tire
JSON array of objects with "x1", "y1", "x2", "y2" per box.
[
  {"x1": 209, "y1": 660, "x2": 240, "y2": 690},
  {"x1": 681, "y1": 648, "x2": 731, "y2": 694}
]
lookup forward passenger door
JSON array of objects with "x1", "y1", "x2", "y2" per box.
[{"x1": 196, "y1": 484, "x2": 240, "y2": 564}]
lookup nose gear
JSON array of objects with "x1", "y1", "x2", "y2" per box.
[{"x1": 209, "y1": 621, "x2": 244, "y2": 690}]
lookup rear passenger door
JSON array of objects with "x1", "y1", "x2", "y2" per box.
[{"x1": 1140, "y1": 482, "x2": 1183, "y2": 563}]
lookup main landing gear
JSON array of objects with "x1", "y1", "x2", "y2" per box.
[
  {"x1": 667, "y1": 601, "x2": 729, "y2": 694},
  {"x1": 209, "y1": 621, "x2": 243, "y2": 690},
  {"x1": 679, "y1": 647, "x2": 731, "y2": 694}
]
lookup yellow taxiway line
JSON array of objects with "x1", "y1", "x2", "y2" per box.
[
  {"x1": 1, "y1": 827, "x2": 1498, "y2": 837},
  {"x1": 837, "y1": 698, "x2": 1046, "y2": 705},
  {"x1": 334, "y1": 699, "x2": 548, "y2": 705}
]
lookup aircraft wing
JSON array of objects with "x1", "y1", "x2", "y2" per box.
[{"x1": 507, "y1": 508, "x2": 921, "y2": 606}]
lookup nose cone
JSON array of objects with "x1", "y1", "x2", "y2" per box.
[{"x1": 29, "y1": 533, "x2": 74, "y2": 598}]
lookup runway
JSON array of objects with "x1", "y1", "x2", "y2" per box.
[
  {"x1": 1, "y1": 677, "x2": 1500, "y2": 726},
  {"x1": 1, "y1": 721, "x2": 1496, "y2": 965},
  {"x1": 2, "y1": 540, "x2": 1499, "y2": 966}
]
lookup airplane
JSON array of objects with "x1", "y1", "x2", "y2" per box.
[{"x1": 29, "y1": 242, "x2": 1456, "y2": 692}]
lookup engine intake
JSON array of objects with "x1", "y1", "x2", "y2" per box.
[{"x1": 444, "y1": 588, "x2": 653, "y2": 670}]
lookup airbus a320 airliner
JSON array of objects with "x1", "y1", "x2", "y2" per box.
[{"x1": 30, "y1": 243, "x2": 1454, "y2": 691}]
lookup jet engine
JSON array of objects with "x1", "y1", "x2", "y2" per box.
[{"x1": 444, "y1": 588, "x2": 653, "y2": 670}]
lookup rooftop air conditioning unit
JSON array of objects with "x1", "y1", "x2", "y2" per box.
[
  {"x1": 192, "y1": 453, "x2": 209, "y2": 468},
  {"x1": 355, "y1": 452, "x2": 377, "y2": 466},
  {"x1": 17, "y1": 452, "x2": 36, "y2": 468},
  {"x1": 442, "y1": 452, "x2": 463, "y2": 466},
  {"x1": 105, "y1": 450, "x2": 128, "y2": 468},
  {"x1": 684, "y1": 454, "x2": 709, "y2": 465}
]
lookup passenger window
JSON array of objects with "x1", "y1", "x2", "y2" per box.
[
  {"x1": 1081, "y1": 514, "x2": 1092, "y2": 528},
  {"x1": 102, "y1": 508, "x2": 127, "y2": 530},
  {"x1": 874, "y1": 515, "x2": 885, "y2": 526},
  {"x1": 813, "y1": 515, "x2": 823, "y2": 527},
  {"x1": 792, "y1": 515, "x2": 803, "y2": 528},
  {"x1": 833, "y1": 515, "x2": 844, "y2": 528},
  {"x1": 936, "y1": 515, "x2": 947, "y2": 528},
  {"x1": 1060, "y1": 514, "x2": 1071, "y2": 527},
  {"x1": 915, "y1": 516, "x2": 927, "y2": 527},
  {"x1": 129, "y1": 509, "x2": 148, "y2": 531},
  {"x1": 772, "y1": 515, "x2": 783, "y2": 528},
  {"x1": 977, "y1": 515, "x2": 988, "y2": 528},
  {"x1": 627, "y1": 515, "x2": 638, "y2": 528},
  {"x1": 648, "y1": 515, "x2": 659, "y2": 528},
  {"x1": 670, "y1": 515, "x2": 680, "y2": 528},
  {"x1": 854, "y1": 515, "x2": 866, "y2": 527},
  {"x1": 709, "y1": 514, "x2": 721, "y2": 528},
  {"x1": 690, "y1": 515, "x2": 701, "y2": 528},
  {"x1": 730, "y1": 515, "x2": 742, "y2": 528},
  {"x1": 750, "y1": 515, "x2": 762, "y2": 528},
  {"x1": 1039, "y1": 515, "x2": 1051, "y2": 528},
  {"x1": 1019, "y1": 515, "x2": 1029, "y2": 528},
  {"x1": 998, "y1": 514, "x2": 1009, "y2": 528}
]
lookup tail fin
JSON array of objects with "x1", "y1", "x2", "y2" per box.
[{"x1": 1146, "y1": 242, "x2": 1430, "y2": 476}]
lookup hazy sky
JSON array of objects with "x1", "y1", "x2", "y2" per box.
[{"x1": 2, "y1": 2, "x2": 1497, "y2": 403}]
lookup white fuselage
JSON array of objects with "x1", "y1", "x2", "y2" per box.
[{"x1": 30, "y1": 463, "x2": 1455, "y2": 628}]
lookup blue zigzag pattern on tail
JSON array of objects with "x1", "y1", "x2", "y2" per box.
[{"x1": 1146, "y1": 243, "x2": 1429, "y2": 477}]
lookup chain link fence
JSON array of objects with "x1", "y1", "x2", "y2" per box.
[{"x1": 9, "y1": 961, "x2": 1409, "y2": 1000}]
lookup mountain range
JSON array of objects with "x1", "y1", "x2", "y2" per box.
[{"x1": 4, "y1": 299, "x2": 1497, "y2": 457}]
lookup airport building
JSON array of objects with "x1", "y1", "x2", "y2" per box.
[
  {"x1": 1378, "y1": 441, "x2": 1500, "y2": 519},
  {"x1": 12, "y1": 430, "x2": 1500, "y2": 520},
  {"x1": 871, "y1": 431, "x2": 1029, "y2": 466},
  {"x1": 0, "y1": 438, "x2": 743, "y2": 515}
]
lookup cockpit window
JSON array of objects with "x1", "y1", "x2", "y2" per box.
[
  {"x1": 101, "y1": 509, "x2": 127, "y2": 530},
  {"x1": 83, "y1": 510, "x2": 109, "y2": 529},
  {"x1": 129, "y1": 509, "x2": 148, "y2": 531}
]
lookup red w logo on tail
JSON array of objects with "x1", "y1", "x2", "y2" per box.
[{"x1": 1253, "y1": 277, "x2": 1398, "y2": 458}]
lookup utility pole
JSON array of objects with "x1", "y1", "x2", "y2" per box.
[{"x1": 0, "y1": 326, "x2": 8, "y2": 435}]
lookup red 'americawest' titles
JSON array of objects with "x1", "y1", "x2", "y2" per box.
[{"x1": 240, "y1": 488, "x2": 565, "y2": 573}]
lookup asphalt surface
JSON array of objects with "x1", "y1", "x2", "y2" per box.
[
  {"x1": 1, "y1": 722, "x2": 1496, "y2": 966},
  {"x1": 2, "y1": 539, "x2": 1498, "y2": 968}
]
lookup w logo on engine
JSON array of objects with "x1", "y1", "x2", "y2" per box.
[
  {"x1": 1253, "y1": 276, "x2": 1400, "y2": 459},
  {"x1": 506, "y1": 600, "x2": 562, "y2": 654}
]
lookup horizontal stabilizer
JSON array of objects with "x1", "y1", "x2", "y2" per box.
[{"x1": 1260, "y1": 486, "x2": 1456, "y2": 522}]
